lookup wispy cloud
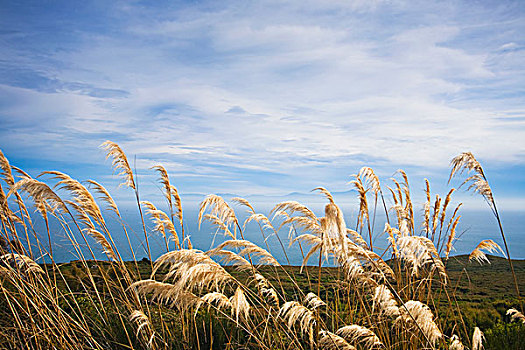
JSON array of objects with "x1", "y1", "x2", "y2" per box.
[{"x1": 1, "y1": 0, "x2": 524, "y2": 204}]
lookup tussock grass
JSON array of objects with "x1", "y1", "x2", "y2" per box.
[{"x1": 0, "y1": 143, "x2": 523, "y2": 349}]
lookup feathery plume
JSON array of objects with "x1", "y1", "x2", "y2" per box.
[
  {"x1": 206, "y1": 249, "x2": 251, "y2": 271},
  {"x1": 469, "y1": 240, "x2": 504, "y2": 264},
  {"x1": 100, "y1": 141, "x2": 135, "y2": 189},
  {"x1": 358, "y1": 167, "x2": 381, "y2": 196},
  {"x1": 231, "y1": 197, "x2": 255, "y2": 213},
  {"x1": 279, "y1": 301, "x2": 316, "y2": 344},
  {"x1": 372, "y1": 285, "x2": 400, "y2": 318},
  {"x1": 396, "y1": 300, "x2": 442, "y2": 345},
  {"x1": 349, "y1": 177, "x2": 369, "y2": 229},
  {"x1": 8, "y1": 178, "x2": 67, "y2": 213},
  {"x1": 208, "y1": 240, "x2": 279, "y2": 266},
  {"x1": 449, "y1": 152, "x2": 484, "y2": 182},
  {"x1": 129, "y1": 310, "x2": 155, "y2": 349},
  {"x1": 336, "y1": 324, "x2": 383, "y2": 349},
  {"x1": 449, "y1": 152, "x2": 493, "y2": 202},
  {"x1": 84, "y1": 228, "x2": 118, "y2": 261},
  {"x1": 0, "y1": 253, "x2": 44, "y2": 275},
  {"x1": 313, "y1": 187, "x2": 335, "y2": 204},
  {"x1": 196, "y1": 292, "x2": 232, "y2": 314},
  {"x1": 397, "y1": 236, "x2": 446, "y2": 280},
  {"x1": 142, "y1": 201, "x2": 180, "y2": 249},
  {"x1": 445, "y1": 216, "x2": 461, "y2": 259},
  {"x1": 449, "y1": 335, "x2": 464, "y2": 350},
  {"x1": 152, "y1": 165, "x2": 173, "y2": 211},
  {"x1": 86, "y1": 180, "x2": 120, "y2": 216},
  {"x1": 423, "y1": 179, "x2": 431, "y2": 235},
  {"x1": 318, "y1": 331, "x2": 356, "y2": 350},
  {"x1": 0, "y1": 150, "x2": 15, "y2": 188},
  {"x1": 132, "y1": 279, "x2": 199, "y2": 309},
  {"x1": 199, "y1": 195, "x2": 238, "y2": 235},
  {"x1": 507, "y1": 308, "x2": 525, "y2": 324},
  {"x1": 41, "y1": 171, "x2": 104, "y2": 224},
  {"x1": 230, "y1": 287, "x2": 250, "y2": 323},
  {"x1": 472, "y1": 327, "x2": 485, "y2": 350},
  {"x1": 271, "y1": 201, "x2": 318, "y2": 222},
  {"x1": 169, "y1": 185, "x2": 184, "y2": 229},
  {"x1": 304, "y1": 292, "x2": 326, "y2": 310}
]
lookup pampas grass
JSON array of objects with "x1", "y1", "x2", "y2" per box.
[
  {"x1": 472, "y1": 327, "x2": 485, "y2": 350},
  {"x1": 469, "y1": 239, "x2": 505, "y2": 264},
  {"x1": 0, "y1": 143, "x2": 521, "y2": 349}
]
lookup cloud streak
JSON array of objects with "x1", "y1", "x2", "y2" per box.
[{"x1": 0, "y1": 0, "x2": 524, "y2": 203}]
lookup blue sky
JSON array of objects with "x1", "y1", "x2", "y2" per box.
[{"x1": 1, "y1": 0, "x2": 525, "y2": 210}]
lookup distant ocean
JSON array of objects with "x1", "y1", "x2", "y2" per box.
[{"x1": 26, "y1": 205, "x2": 525, "y2": 265}]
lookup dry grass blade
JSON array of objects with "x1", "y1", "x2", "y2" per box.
[
  {"x1": 0, "y1": 253, "x2": 44, "y2": 275},
  {"x1": 469, "y1": 239, "x2": 504, "y2": 264},
  {"x1": 100, "y1": 141, "x2": 135, "y2": 189}
]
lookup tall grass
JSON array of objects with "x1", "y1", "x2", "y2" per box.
[{"x1": 0, "y1": 145, "x2": 522, "y2": 349}]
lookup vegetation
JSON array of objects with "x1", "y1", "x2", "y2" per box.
[{"x1": 0, "y1": 144, "x2": 523, "y2": 349}]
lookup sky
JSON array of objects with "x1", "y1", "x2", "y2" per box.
[{"x1": 1, "y1": 0, "x2": 525, "y2": 211}]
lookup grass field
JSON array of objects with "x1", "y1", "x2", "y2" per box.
[
  {"x1": 1, "y1": 144, "x2": 525, "y2": 349},
  {"x1": 28, "y1": 254, "x2": 523, "y2": 349}
]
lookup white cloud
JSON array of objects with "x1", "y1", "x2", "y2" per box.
[{"x1": 1, "y1": 0, "x2": 524, "y2": 198}]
